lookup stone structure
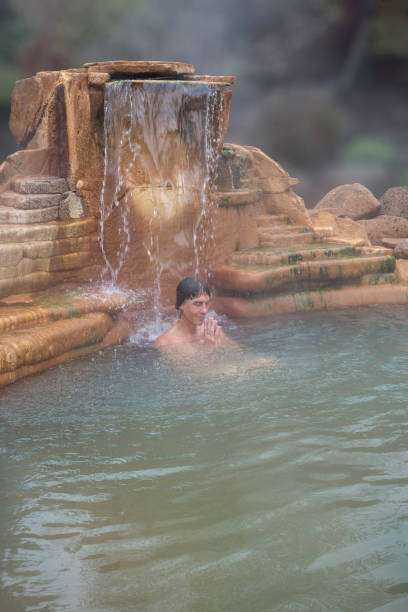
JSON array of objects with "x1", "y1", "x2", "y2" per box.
[{"x1": 1, "y1": 60, "x2": 408, "y2": 386}]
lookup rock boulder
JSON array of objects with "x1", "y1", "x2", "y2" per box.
[
  {"x1": 359, "y1": 215, "x2": 408, "y2": 246},
  {"x1": 314, "y1": 183, "x2": 381, "y2": 220},
  {"x1": 394, "y1": 238, "x2": 408, "y2": 259},
  {"x1": 379, "y1": 187, "x2": 408, "y2": 218}
]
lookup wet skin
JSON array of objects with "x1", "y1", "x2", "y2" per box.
[{"x1": 155, "y1": 293, "x2": 229, "y2": 348}]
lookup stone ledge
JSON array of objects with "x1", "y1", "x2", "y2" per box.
[
  {"x1": 0, "y1": 312, "x2": 113, "y2": 373},
  {"x1": 0, "y1": 191, "x2": 61, "y2": 210},
  {"x1": 11, "y1": 176, "x2": 68, "y2": 194},
  {"x1": 0, "y1": 318, "x2": 131, "y2": 389},
  {"x1": 213, "y1": 285, "x2": 408, "y2": 319},
  {"x1": 0, "y1": 288, "x2": 128, "y2": 333},
  {"x1": 0, "y1": 204, "x2": 58, "y2": 224},
  {"x1": 0, "y1": 218, "x2": 97, "y2": 242},
  {"x1": 216, "y1": 188, "x2": 262, "y2": 207},
  {"x1": 84, "y1": 60, "x2": 195, "y2": 75}
]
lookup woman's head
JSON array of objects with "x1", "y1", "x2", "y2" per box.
[{"x1": 175, "y1": 277, "x2": 211, "y2": 310}]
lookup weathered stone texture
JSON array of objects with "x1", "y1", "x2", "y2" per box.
[
  {"x1": 59, "y1": 192, "x2": 87, "y2": 219},
  {"x1": 359, "y1": 215, "x2": 408, "y2": 246},
  {"x1": 12, "y1": 176, "x2": 67, "y2": 194},
  {"x1": 314, "y1": 183, "x2": 381, "y2": 220},
  {"x1": 0, "y1": 192, "x2": 61, "y2": 210},
  {"x1": 310, "y1": 210, "x2": 370, "y2": 246},
  {"x1": 84, "y1": 60, "x2": 195, "y2": 75},
  {"x1": 4, "y1": 149, "x2": 51, "y2": 178},
  {"x1": 379, "y1": 187, "x2": 408, "y2": 218},
  {"x1": 0, "y1": 205, "x2": 58, "y2": 224},
  {"x1": 0, "y1": 243, "x2": 23, "y2": 266},
  {"x1": 0, "y1": 218, "x2": 97, "y2": 243},
  {"x1": 394, "y1": 238, "x2": 408, "y2": 259},
  {"x1": 0, "y1": 312, "x2": 113, "y2": 373},
  {"x1": 9, "y1": 72, "x2": 59, "y2": 147}
]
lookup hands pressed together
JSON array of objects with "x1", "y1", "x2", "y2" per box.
[{"x1": 201, "y1": 316, "x2": 223, "y2": 344}]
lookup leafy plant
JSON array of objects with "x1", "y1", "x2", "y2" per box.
[{"x1": 342, "y1": 137, "x2": 394, "y2": 164}]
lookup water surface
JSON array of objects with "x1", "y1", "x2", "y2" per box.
[{"x1": 1, "y1": 305, "x2": 408, "y2": 611}]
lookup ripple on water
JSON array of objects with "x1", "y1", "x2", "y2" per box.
[{"x1": 1, "y1": 305, "x2": 408, "y2": 611}]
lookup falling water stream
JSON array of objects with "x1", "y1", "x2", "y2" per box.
[{"x1": 99, "y1": 80, "x2": 224, "y2": 316}]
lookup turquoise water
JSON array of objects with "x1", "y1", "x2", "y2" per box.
[{"x1": 1, "y1": 305, "x2": 408, "y2": 611}]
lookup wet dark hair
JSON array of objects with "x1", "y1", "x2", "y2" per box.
[{"x1": 175, "y1": 277, "x2": 211, "y2": 309}]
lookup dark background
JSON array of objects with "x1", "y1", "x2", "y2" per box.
[{"x1": 1, "y1": 0, "x2": 407, "y2": 206}]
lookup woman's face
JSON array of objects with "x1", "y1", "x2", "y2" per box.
[{"x1": 179, "y1": 292, "x2": 211, "y2": 326}]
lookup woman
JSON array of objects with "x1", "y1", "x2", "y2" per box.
[{"x1": 155, "y1": 277, "x2": 234, "y2": 349}]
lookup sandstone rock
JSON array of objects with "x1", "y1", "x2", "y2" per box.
[
  {"x1": 382, "y1": 237, "x2": 402, "y2": 249},
  {"x1": 59, "y1": 192, "x2": 87, "y2": 220},
  {"x1": 0, "y1": 191, "x2": 61, "y2": 210},
  {"x1": 88, "y1": 72, "x2": 110, "y2": 87},
  {"x1": 22, "y1": 234, "x2": 98, "y2": 259},
  {"x1": 187, "y1": 75, "x2": 236, "y2": 84},
  {"x1": 314, "y1": 183, "x2": 381, "y2": 220},
  {"x1": 379, "y1": 187, "x2": 408, "y2": 218},
  {"x1": 310, "y1": 210, "x2": 370, "y2": 245},
  {"x1": 0, "y1": 205, "x2": 58, "y2": 224},
  {"x1": 0, "y1": 312, "x2": 113, "y2": 373},
  {"x1": 9, "y1": 72, "x2": 59, "y2": 147},
  {"x1": 394, "y1": 238, "x2": 408, "y2": 259},
  {"x1": 0, "y1": 218, "x2": 97, "y2": 246},
  {"x1": 0, "y1": 243, "x2": 23, "y2": 267},
  {"x1": 238, "y1": 145, "x2": 311, "y2": 228},
  {"x1": 312, "y1": 207, "x2": 350, "y2": 218},
  {"x1": 395, "y1": 259, "x2": 408, "y2": 281},
  {"x1": 0, "y1": 160, "x2": 18, "y2": 184},
  {"x1": 359, "y1": 215, "x2": 408, "y2": 246},
  {"x1": 11, "y1": 176, "x2": 68, "y2": 194},
  {"x1": 5, "y1": 149, "x2": 50, "y2": 177},
  {"x1": 84, "y1": 60, "x2": 195, "y2": 76}
]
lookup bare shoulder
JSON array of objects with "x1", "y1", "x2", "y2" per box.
[
  {"x1": 154, "y1": 324, "x2": 180, "y2": 348},
  {"x1": 155, "y1": 330, "x2": 172, "y2": 348}
]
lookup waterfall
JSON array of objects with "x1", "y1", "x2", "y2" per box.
[{"x1": 99, "y1": 79, "x2": 225, "y2": 314}]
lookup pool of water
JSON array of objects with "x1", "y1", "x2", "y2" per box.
[{"x1": 1, "y1": 305, "x2": 408, "y2": 611}]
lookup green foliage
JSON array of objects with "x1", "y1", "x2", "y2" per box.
[
  {"x1": 396, "y1": 170, "x2": 408, "y2": 190},
  {"x1": 0, "y1": 0, "x2": 30, "y2": 62},
  {"x1": 342, "y1": 137, "x2": 394, "y2": 164},
  {"x1": 0, "y1": 64, "x2": 23, "y2": 104}
]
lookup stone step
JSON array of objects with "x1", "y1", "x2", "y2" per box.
[
  {"x1": 258, "y1": 225, "x2": 312, "y2": 237},
  {"x1": 313, "y1": 226, "x2": 335, "y2": 239},
  {"x1": 0, "y1": 191, "x2": 61, "y2": 210},
  {"x1": 231, "y1": 244, "x2": 367, "y2": 266},
  {"x1": 0, "y1": 312, "x2": 114, "y2": 374},
  {"x1": 256, "y1": 214, "x2": 291, "y2": 226},
  {"x1": 0, "y1": 204, "x2": 58, "y2": 224},
  {"x1": 0, "y1": 288, "x2": 128, "y2": 334},
  {"x1": 0, "y1": 218, "x2": 97, "y2": 242},
  {"x1": 0, "y1": 250, "x2": 101, "y2": 281},
  {"x1": 213, "y1": 284, "x2": 408, "y2": 319},
  {"x1": 0, "y1": 288, "x2": 131, "y2": 388},
  {"x1": 213, "y1": 255, "x2": 395, "y2": 294},
  {"x1": 216, "y1": 188, "x2": 262, "y2": 207},
  {"x1": 11, "y1": 176, "x2": 68, "y2": 194},
  {"x1": 260, "y1": 232, "x2": 316, "y2": 246},
  {"x1": 361, "y1": 272, "x2": 399, "y2": 286},
  {"x1": 0, "y1": 266, "x2": 102, "y2": 299}
]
